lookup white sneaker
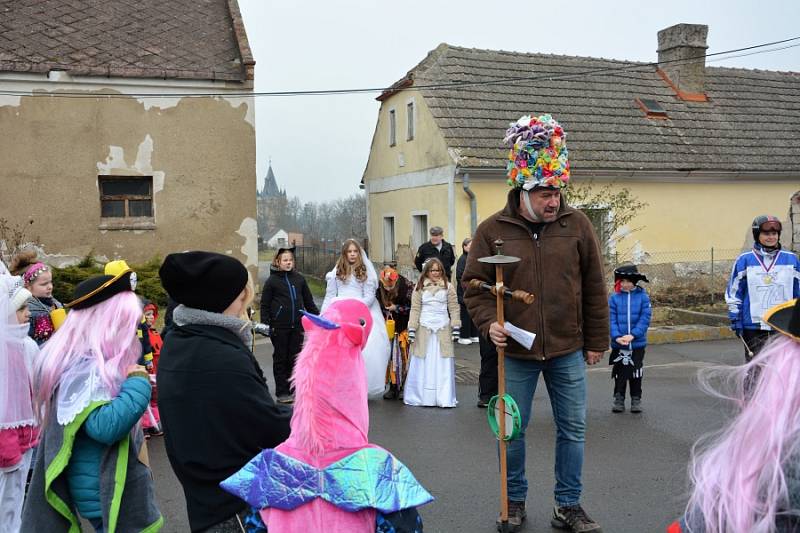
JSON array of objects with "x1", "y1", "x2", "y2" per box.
[
  {"x1": 457, "y1": 338, "x2": 472, "y2": 345},
  {"x1": 470, "y1": 337, "x2": 480, "y2": 342}
]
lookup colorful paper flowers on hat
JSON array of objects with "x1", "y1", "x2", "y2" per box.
[{"x1": 503, "y1": 114, "x2": 570, "y2": 190}]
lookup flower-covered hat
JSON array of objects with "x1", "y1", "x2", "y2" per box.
[{"x1": 504, "y1": 114, "x2": 570, "y2": 190}]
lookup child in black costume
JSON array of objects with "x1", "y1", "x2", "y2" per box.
[{"x1": 260, "y1": 247, "x2": 319, "y2": 404}]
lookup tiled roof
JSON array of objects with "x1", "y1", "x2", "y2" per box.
[
  {"x1": 0, "y1": 0, "x2": 253, "y2": 81},
  {"x1": 386, "y1": 44, "x2": 800, "y2": 173}
]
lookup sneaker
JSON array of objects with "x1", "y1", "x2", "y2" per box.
[
  {"x1": 477, "y1": 397, "x2": 490, "y2": 408},
  {"x1": 496, "y1": 500, "x2": 526, "y2": 531},
  {"x1": 630, "y1": 397, "x2": 642, "y2": 413},
  {"x1": 551, "y1": 504, "x2": 603, "y2": 532},
  {"x1": 458, "y1": 338, "x2": 472, "y2": 345},
  {"x1": 612, "y1": 394, "x2": 624, "y2": 413},
  {"x1": 277, "y1": 394, "x2": 294, "y2": 404},
  {"x1": 470, "y1": 336, "x2": 480, "y2": 342}
]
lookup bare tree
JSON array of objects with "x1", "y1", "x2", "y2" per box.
[{"x1": 565, "y1": 180, "x2": 647, "y2": 260}]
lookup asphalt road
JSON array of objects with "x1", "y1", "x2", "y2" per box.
[{"x1": 147, "y1": 338, "x2": 742, "y2": 533}]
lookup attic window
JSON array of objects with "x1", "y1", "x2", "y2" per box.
[{"x1": 636, "y1": 98, "x2": 668, "y2": 119}]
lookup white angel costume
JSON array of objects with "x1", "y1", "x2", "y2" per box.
[
  {"x1": 0, "y1": 275, "x2": 40, "y2": 533},
  {"x1": 403, "y1": 281, "x2": 459, "y2": 408},
  {"x1": 322, "y1": 251, "x2": 390, "y2": 398}
]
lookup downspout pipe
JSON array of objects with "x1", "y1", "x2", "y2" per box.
[{"x1": 462, "y1": 172, "x2": 477, "y2": 235}]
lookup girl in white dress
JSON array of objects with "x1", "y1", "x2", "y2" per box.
[
  {"x1": 405, "y1": 258, "x2": 461, "y2": 408},
  {"x1": 322, "y1": 239, "x2": 390, "y2": 398}
]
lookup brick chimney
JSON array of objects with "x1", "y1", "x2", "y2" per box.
[{"x1": 657, "y1": 24, "x2": 708, "y2": 101}]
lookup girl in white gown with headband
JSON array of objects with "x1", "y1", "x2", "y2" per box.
[{"x1": 322, "y1": 239, "x2": 390, "y2": 397}]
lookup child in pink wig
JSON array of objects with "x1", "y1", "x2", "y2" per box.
[
  {"x1": 0, "y1": 275, "x2": 40, "y2": 532},
  {"x1": 221, "y1": 298, "x2": 433, "y2": 533},
  {"x1": 669, "y1": 297, "x2": 800, "y2": 533},
  {"x1": 21, "y1": 269, "x2": 162, "y2": 532}
]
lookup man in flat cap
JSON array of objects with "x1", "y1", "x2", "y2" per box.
[{"x1": 414, "y1": 226, "x2": 456, "y2": 280}]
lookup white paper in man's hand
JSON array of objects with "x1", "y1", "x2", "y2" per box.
[{"x1": 505, "y1": 322, "x2": 536, "y2": 350}]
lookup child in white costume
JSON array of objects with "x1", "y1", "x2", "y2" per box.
[
  {"x1": 405, "y1": 258, "x2": 461, "y2": 408},
  {"x1": 322, "y1": 239, "x2": 390, "y2": 398},
  {"x1": 0, "y1": 275, "x2": 40, "y2": 533}
]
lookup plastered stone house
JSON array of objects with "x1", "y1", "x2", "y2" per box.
[{"x1": 0, "y1": 0, "x2": 259, "y2": 269}]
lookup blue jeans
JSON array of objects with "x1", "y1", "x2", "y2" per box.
[{"x1": 503, "y1": 350, "x2": 587, "y2": 506}]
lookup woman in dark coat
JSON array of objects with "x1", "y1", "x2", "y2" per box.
[
  {"x1": 157, "y1": 251, "x2": 292, "y2": 533},
  {"x1": 260, "y1": 247, "x2": 319, "y2": 403}
]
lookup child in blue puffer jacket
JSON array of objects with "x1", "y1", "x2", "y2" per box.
[{"x1": 608, "y1": 264, "x2": 652, "y2": 414}]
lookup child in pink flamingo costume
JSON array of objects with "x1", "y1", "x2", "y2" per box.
[{"x1": 221, "y1": 298, "x2": 433, "y2": 532}]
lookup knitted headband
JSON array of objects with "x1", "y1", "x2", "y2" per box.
[{"x1": 22, "y1": 262, "x2": 49, "y2": 284}]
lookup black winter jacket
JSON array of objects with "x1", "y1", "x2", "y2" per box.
[
  {"x1": 455, "y1": 253, "x2": 469, "y2": 305},
  {"x1": 260, "y1": 266, "x2": 319, "y2": 330},
  {"x1": 157, "y1": 323, "x2": 291, "y2": 531},
  {"x1": 414, "y1": 240, "x2": 456, "y2": 279}
]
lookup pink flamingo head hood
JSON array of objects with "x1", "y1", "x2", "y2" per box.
[{"x1": 283, "y1": 298, "x2": 373, "y2": 459}]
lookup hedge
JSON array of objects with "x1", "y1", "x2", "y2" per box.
[{"x1": 52, "y1": 255, "x2": 168, "y2": 308}]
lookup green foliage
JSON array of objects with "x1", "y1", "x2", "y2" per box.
[
  {"x1": 304, "y1": 275, "x2": 327, "y2": 299},
  {"x1": 51, "y1": 255, "x2": 168, "y2": 308},
  {"x1": 565, "y1": 179, "x2": 648, "y2": 260},
  {"x1": 51, "y1": 258, "x2": 103, "y2": 304},
  {"x1": 133, "y1": 257, "x2": 168, "y2": 307}
]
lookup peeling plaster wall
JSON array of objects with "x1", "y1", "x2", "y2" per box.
[{"x1": 0, "y1": 80, "x2": 256, "y2": 268}]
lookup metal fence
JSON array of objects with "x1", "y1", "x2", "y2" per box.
[
  {"x1": 293, "y1": 245, "x2": 339, "y2": 279},
  {"x1": 611, "y1": 247, "x2": 747, "y2": 307}
]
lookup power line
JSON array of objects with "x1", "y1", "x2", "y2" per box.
[{"x1": 0, "y1": 36, "x2": 797, "y2": 100}]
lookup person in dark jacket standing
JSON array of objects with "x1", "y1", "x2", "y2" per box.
[
  {"x1": 463, "y1": 114, "x2": 609, "y2": 533},
  {"x1": 608, "y1": 264, "x2": 651, "y2": 413},
  {"x1": 457, "y1": 238, "x2": 498, "y2": 408},
  {"x1": 260, "y1": 247, "x2": 319, "y2": 404},
  {"x1": 414, "y1": 226, "x2": 456, "y2": 279},
  {"x1": 455, "y1": 238, "x2": 480, "y2": 345},
  {"x1": 157, "y1": 251, "x2": 292, "y2": 533}
]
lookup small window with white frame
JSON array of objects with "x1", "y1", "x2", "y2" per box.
[
  {"x1": 406, "y1": 100, "x2": 415, "y2": 141},
  {"x1": 581, "y1": 206, "x2": 612, "y2": 256},
  {"x1": 411, "y1": 213, "x2": 428, "y2": 251},
  {"x1": 388, "y1": 108, "x2": 396, "y2": 147},
  {"x1": 383, "y1": 216, "x2": 395, "y2": 262}
]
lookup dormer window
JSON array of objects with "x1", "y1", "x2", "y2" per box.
[{"x1": 636, "y1": 98, "x2": 668, "y2": 119}]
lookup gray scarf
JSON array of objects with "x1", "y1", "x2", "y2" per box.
[{"x1": 173, "y1": 305, "x2": 253, "y2": 347}]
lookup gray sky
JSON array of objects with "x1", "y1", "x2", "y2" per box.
[{"x1": 238, "y1": 0, "x2": 800, "y2": 203}]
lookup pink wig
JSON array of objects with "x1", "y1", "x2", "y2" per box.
[
  {"x1": 34, "y1": 291, "x2": 143, "y2": 423},
  {"x1": 685, "y1": 335, "x2": 800, "y2": 532},
  {"x1": 285, "y1": 298, "x2": 373, "y2": 458}
]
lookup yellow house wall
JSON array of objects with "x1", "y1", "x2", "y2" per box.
[
  {"x1": 363, "y1": 92, "x2": 453, "y2": 180},
  {"x1": 452, "y1": 179, "x2": 510, "y2": 252},
  {"x1": 452, "y1": 178, "x2": 800, "y2": 261},
  {"x1": 601, "y1": 180, "x2": 800, "y2": 259},
  {"x1": 369, "y1": 184, "x2": 450, "y2": 265}
]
